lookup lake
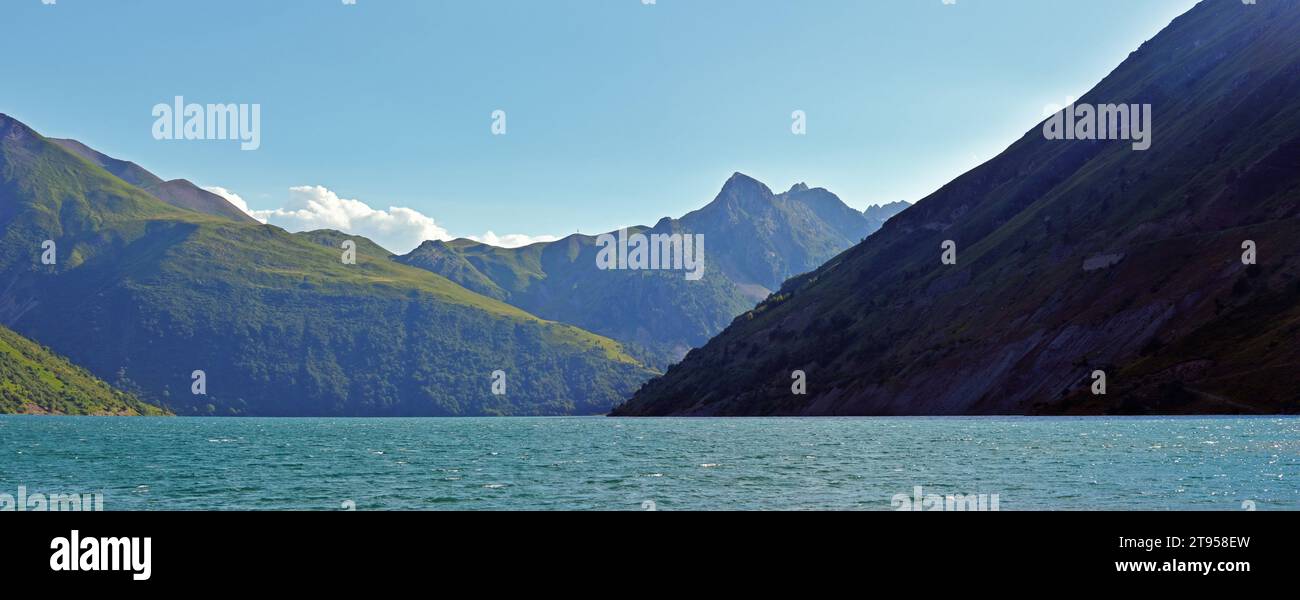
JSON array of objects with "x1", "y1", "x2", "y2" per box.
[{"x1": 1, "y1": 416, "x2": 1296, "y2": 510}]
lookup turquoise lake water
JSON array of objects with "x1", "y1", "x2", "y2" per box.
[{"x1": 1, "y1": 416, "x2": 1296, "y2": 510}]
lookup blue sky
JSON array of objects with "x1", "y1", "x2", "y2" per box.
[{"x1": 2, "y1": 0, "x2": 1199, "y2": 252}]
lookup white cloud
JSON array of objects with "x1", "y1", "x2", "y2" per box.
[
  {"x1": 203, "y1": 186, "x2": 264, "y2": 223},
  {"x1": 468, "y1": 231, "x2": 560, "y2": 248},
  {"x1": 246, "y1": 185, "x2": 451, "y2": 254},
  {"x1": 205, "y1": 184, "x2": 555, "y2": 253}
]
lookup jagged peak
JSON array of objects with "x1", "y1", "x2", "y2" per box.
[
  {"x1": 410, "y1": 238, "x2": 455, "y2": 252},
  {"x1": 864, "y1": 200, "x2": 911, "y2": 213},
  {"x1": 711, "y1": 172, "x2": 776, "y2": 207},
  {"x1": 721, "y1": 171, "x2": 770, "y2": 191}
]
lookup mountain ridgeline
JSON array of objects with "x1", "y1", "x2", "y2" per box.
[
  {"x1": 49, "y1": 138, "x2": 257, "y2": 224},
  {"x1": 0, "y1": 114, "x2": 653, "y2": 416},
  {"x1": 397, "y1": 174, "x2": 907, "y2": 367},
  {"x1": 615, "y1": 0, "x2": 1300, "y2": 416}
]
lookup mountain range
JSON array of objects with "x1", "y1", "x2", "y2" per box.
[
  {"x1": 2, "y1": 112, "x2": 893, "y2": 416},
  {"x1": 397, "y1": 174, "x2": 906, "y2": 367},
  {"x1": 615, "y1": 0, "x2": 1300, "y2": 416},
  {"x1": 9, "y1": 1, "x2": 1282, "y2": 419},
  {"x1": 1, "y1": 114, "x2": 653, "y2": 416}
]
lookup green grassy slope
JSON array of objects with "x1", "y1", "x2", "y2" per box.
[
  {"x1": 615, "y1": 0, "x2": 1300, "y2": 416},
  {"x1": 49, "y1": 138, "x2": 258, "y2": 223},
  {"x1": 1, "y1": 114, "x2": 651, "y2": 416},
  {"x1": 0, "y1": 324, "x2": 167, "y2": 415}
]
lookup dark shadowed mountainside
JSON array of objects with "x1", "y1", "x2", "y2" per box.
[{"x1": 615, "y1": 0, "x2": 1300, "y2": 416}]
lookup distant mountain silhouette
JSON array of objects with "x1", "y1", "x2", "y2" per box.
[
  {"x1": 864, "y1": 201, "x2": 910, "y2": 231},
  {"x1": 398, "y1": 173, "x2": 906, "y2": 367}
]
